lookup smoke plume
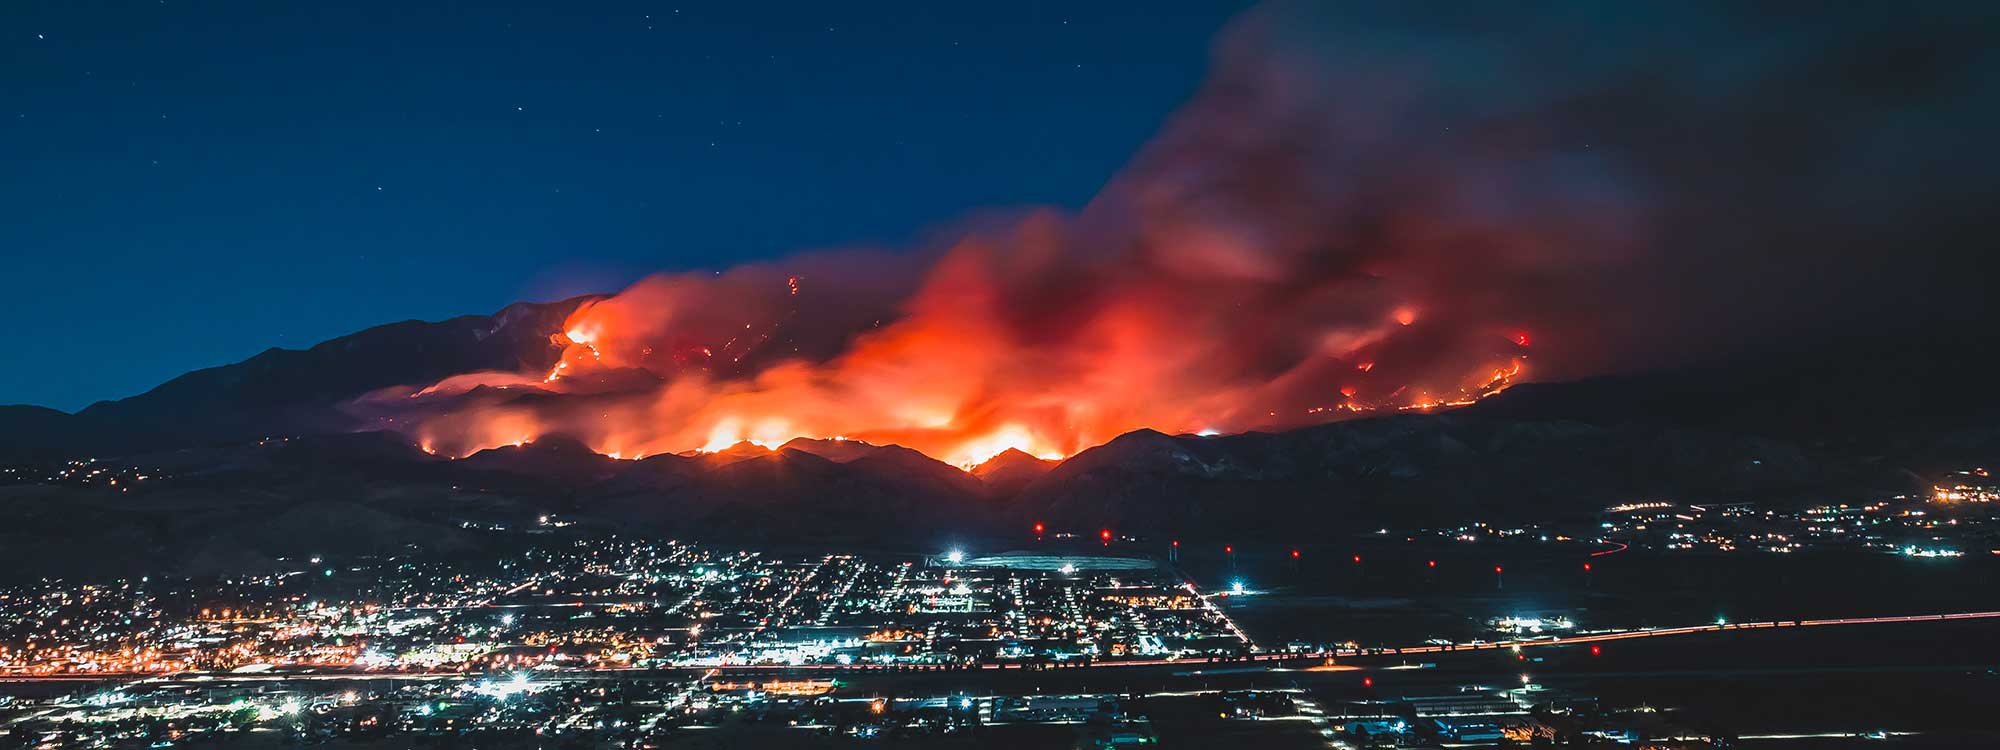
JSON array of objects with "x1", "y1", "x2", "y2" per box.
[{"x1": 358, "y1": 1, "x2": 1998, "y2": 466}]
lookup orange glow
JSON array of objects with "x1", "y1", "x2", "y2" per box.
[
  {"x1": 1305, "y1": 663, "x2": 1361, "y2": 672},
  {"x1": 355, "y1": 41, "x2": 1581, "y2": 466},
  {"x1": 378, "y1": 269, "x2": 1534, "y2": 461},
  {"x1": 945, "y1": 424, "x2": 1065, "y2": 469}
]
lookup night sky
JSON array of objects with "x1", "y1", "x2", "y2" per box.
[
  {"x1": 7, "y1": 1, "x2": 1996, "y2": 418},
  {"x1": 2, "y1": 1, "x2": 1250, "y2": 411}
]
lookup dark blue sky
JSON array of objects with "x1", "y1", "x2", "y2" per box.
[{"x1": 2, "y1": 1, "x2": 1250, "y2": 411}]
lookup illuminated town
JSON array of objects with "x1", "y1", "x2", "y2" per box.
[
  {"x1": 1413, "y1": 468, "x2": 2000, "y2": 560},
  {"x1": 5, "y1": 467, "x2": 1999, "y2": 748}
]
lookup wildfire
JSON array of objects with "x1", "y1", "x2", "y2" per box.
[
  {"x1": 362, "y1": 16, "x2": 1603, "y2": 468},
  {"x1": 389, "y1": 275, "x2": 1534, "y2": 464},
  {"x1": 946, "y1": 425, "x2": 1066, "y2": 470},
  {"x1": 545, "y1": 327, "x2": 604, "y2": 383},
  {"x1": 697, "y1": 417, "x2": 800, "y2": 454}
]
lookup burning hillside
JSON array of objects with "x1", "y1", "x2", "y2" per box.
[
  {"x1": 345, "y1": 1, "x2": 1991, "y2": 468},
  {"x1": 351, "y1": 4, "x2": 1618, "y2": 466}
]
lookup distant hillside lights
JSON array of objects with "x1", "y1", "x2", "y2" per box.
[
  {"x1": 1489, "y1": 615, "x2": 1576, "y2": 634},
  {"x1": 1605, "y1": 501, "x2": 1675, "y2": 513},
  {"x1": 1900, "y1": 546, "x2": 1964, "y2": 558},
  {"x1": 1932, "y1": 469, "x2": 1995, "y2": 503}
]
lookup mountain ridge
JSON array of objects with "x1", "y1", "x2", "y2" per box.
[
  {"x1": 0, "y1": 297, "x2": 596, "y2": 459},
  {"x1": 2, "y1": 298, "x2": 1994, "y2": 578}
]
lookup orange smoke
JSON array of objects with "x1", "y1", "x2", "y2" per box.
[
  {"x1": 358, "y1": 6, "x2": 1648, "y2": 468},
  {"x1": 379, "y1": 220, "x2": 1535, "y2": 466}
]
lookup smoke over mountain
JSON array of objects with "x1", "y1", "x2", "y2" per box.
[{"x1": 356, "y1": 1, "x2": 1996, "y2": 466}]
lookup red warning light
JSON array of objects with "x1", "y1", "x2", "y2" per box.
[
  {"x1": 1427, "y1": 560, "x2": 1437, "y2": 568},
  {"x1": 1494, "y1": 565, "x2": 1504, "y2": 574},
  {"x1": 1291, "y1": 549, "x2": 1301, "y2": 559},
  {"x1": 1352, "y1": 554, "x2": 1362, "y2": 564},
  {"x1": 1583, "y1": 562, "x2": 1592, "y2": 571},
  {"x1": 1362, "y1": 677, "x2": 1373, "y2": 688},
  {"x1": 1033, "y1": 522, "x2": 1045, "y2": 535},
  {"x1": 1590, "y1": 645, "x2": 1602, "y2": 656},
  {"x1": 1225, "y1": 545, "x2": 1234, "y2": 555},
  {"x1": 1100, "y1": 528, "x2": 1113, "y2": 542}
]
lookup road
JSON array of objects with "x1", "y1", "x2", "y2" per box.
[{"x1": 652, "y1": 608, "x2": 2000, "y2": 672}]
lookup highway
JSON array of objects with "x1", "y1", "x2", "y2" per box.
[
  {"x1": 649, "y1": 608, "x2": 2000, "y2": 672},
  {"x1": 1312, "y1": 612, "x2": 2000, "y2": 660}
]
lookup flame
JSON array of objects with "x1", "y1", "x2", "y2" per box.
[
  {"x1": 946, "y1": 425, "x2": 1065, "y2": 470},
  {"x1": 383, "y1": 264, "x2": 1535, "y2": 462},
  {"x1": 356, "y1": 10, "x2": 1621, "y2": 466},
  {"x1": 697, "y1": 416, "x2": 798, "y2": 453},
  {"x1": 544, "y1": 327, "x2": 605, "y2": 383}
]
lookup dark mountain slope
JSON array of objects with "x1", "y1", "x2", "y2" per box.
[
  {"x1": 1016, "y1": 415, "x2": 1896, "y2": 539},
  {"x1": 971, "y1": 448, "x2": 1057, "y2": 497},
  {"x1": 0, "y1": 297, "x2": 593, "y2": 458}
]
